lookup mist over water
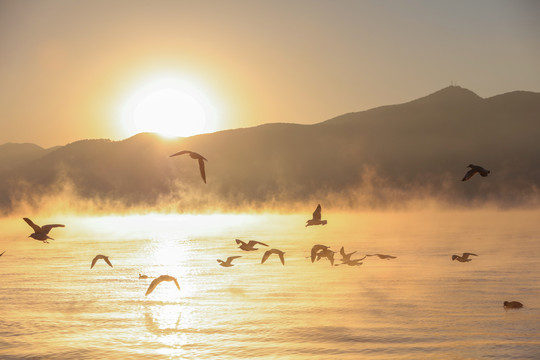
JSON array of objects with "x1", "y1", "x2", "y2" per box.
[{"x1": 1, "y1": 210, "x2": 539, "y2": 359}]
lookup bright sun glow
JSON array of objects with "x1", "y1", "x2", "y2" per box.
[{"x1": 118, "y1": 73, "x2": 219, "y2": 138}]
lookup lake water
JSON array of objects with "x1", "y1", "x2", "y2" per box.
[{"x1": 1, "y1": 210, "x2": 539, "y2": 359}]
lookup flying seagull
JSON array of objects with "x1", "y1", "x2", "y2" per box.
[
  {"x1": 235, "y1": 239, "x2": 268, "y2": 251},
  {"x1": 452, "y1": 252, "x2": 478, "y2": 262},
  {"x1": 339, "y1": 247, "x2": 357, "y2": 264},
  {"x1": 145, "y1": 275, "x2": 181, "y2": 296},
  {"x1": 366, "y1": 254, "x2": 397, "y2": 260},
  {"x1": 316, "y1": 248, "x2": 336, "y2": 266},
  {"x1": 217, "y1": 256, "x2": 242, "y2": 267},
  {"x1": 462, "y1": 164, "x2": 490, "y2": 181},
  {"x1": 306, "y1": 204, "x2": 327, "y2": 227},
  {"x1": 503, "y1": 301, "x2": 523, "y2": 309},
  {"x1": 23, "y1": 217, "x2": 65, "y2": 243},
  {"x1": 170, "y1": 150, "x2": 208, "y2": 183},
  {"x1": 261, "y1": 249, "x2": 285, "y2": 265},
  {"x1": 310, "y1": 244, "x2": 330, "y2": 263},
  {"x1": 90, "y1": 255, "x2": 113, "y2": 269}
]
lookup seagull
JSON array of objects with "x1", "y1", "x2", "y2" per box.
[
  {"x1": 23, "y1": 217, "x2": 65, "y2": 243},
  {"x1": 261, "y1": 249, "x2": 285, "y2": 265},
  {"x1": 462, "y1": 164, "x2": 490, "y2": 181},
  {"x1": 366, "y1": 254, "x2": 397, "y2": 260},
  {"x1": 310, "y1": 244, "x2": 330, "y2": 263},
  {"x1": 339, "y1": 247, "x2": 357, "y2": 264},
  {"x1": 316, "y1": 248, "x2": 336, "y2": 266},
  {"x1": 503, "y1": 301, "x2": 523, "y2": 309},
  {"x1": 90, "y1": 255, "x2": 113, "y2": 269},
  {"x1": 306, "y1": 204, "x2": 327, "y2": 227},
  {"x1": 170, "y1": 150, "x2": 208, "y2": 183},
  {"x1": 139, "y1": 274, "x2": 149, "y2": 279},
  {"x1": 145, "y1": 275, "x2": 181, "y2": 296},
  {"x1": 235, "y1": 239, "x2": 268, "y2": 251},
  {"x1": 452, "y1": 252, "x2": 478, "y2": 262},
  {"x1": 217, "y1": 256, "x2": 242, "y2": 267}
]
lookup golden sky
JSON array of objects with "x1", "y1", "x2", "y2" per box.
[{"x1": 1, "y1": 0, "x2": 539, "y2": 147}]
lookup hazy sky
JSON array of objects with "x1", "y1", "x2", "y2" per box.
[{"x1": 1, "y1": 0, "x2": 539, "y2": 147}]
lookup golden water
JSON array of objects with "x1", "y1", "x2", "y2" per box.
[{"x1": 1, "y1": 211, "x2": 539, "y2": 359}]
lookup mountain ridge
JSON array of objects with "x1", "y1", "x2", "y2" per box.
[{"x1": 1, "y1": 86, "x2": 539, "y2": 214}]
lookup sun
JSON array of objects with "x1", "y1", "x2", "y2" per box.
[{"x1": 117, "y1": 73, "x2": 218, "y2": 138}]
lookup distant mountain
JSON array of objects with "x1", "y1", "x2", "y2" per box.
[{"x1": 1, "y1": 86, "x2": 539, "y2": 214}]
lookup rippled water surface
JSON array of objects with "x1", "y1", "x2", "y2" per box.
[{"x1": 1, "y1": 210, "x2": 539, "y2": 359}]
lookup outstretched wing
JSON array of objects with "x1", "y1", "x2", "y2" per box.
[
  {"x1": 461, "y1": 169, "x2": 477, "y2": 181},
  {"x1": 41, "y1": 224, "x2": 65, "y2": 235},
  {"x1": 170, "y1": 150, "x2": 191, "y2": 157},
  {"x1": 23, "y1": 218, "x2": 42, "y2": 233},
  {"x1": 227, "y1": 256, "x2": 241, "y2": 262},
  {"x1": 0, "y1": 250, "x2": 5, "y2": 257},
  {"x1": 145, "y1": 277, "x2": 163, "y2": 296},
  {"x1": 248, "y1": 240, "x2": 268, "y2": 247},
  {"x1": 198, "y1": 158, "x2": 207, "y2": 184},
  {"x1": 261, "y1": 250, "x2": 272, "y2": 264},
  {"x1": 277, "y1": 251, "x2": 285, "y2": 265},
  {"x1": 91, "y1": 256, "x2": 99, "y2": 269},
  {"x1": 462, "y1": 252, "x2": 478, "y2": 259},
  {"x1": 172, "y1": 278, "x2": 181, "y2": 291},
  {"x1": 312, "y1": 204, "x2": 322, "y2": 221},
  {"x1": 104, "y1": 257, "x2": 113, "y2": 268}
]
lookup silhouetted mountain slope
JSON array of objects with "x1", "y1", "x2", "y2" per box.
[{"x1": 1, "y1": 86, "x2": 539, "y2": 213}]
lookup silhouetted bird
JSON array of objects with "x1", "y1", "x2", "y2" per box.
[
  {"x1": 316, "y1": 248, "x2": 336, "y2": 266},
  {"x1": 139, "y1": 274, "x2": 149, "y2": 279},
  {"x1": 23, "y1": 217, "x2": 65, "y2": 243},
  {"x1": 217, "y1": 256, "x2": 242, "y2": 267},
  {"x1": 306, "y1": 204, "x2": 327, "y2": 227},
  {"x1": 170, "y1": 150, "x2": 208, "y2": 183},
  {"x1": 503, "y1": 301, "x2": 523, "y2": 309},
  {"x1": 90, "y1": 255, "x2": 113, "y2": 269},
  {"x1": 145, "y1": 275, "x2": 181, "y2": 296},
  {"x1": 339, "y1": 247, "x2": 357, "y2": 264},
  {"x1": 452, "y1": 252, "x2": 478, "y2": 262},
  {"x1": 462, "y1": 164, "x2": 490, "y2": 181},
  {"x1": 261, "y1": 249, "x2": 285, "y2": 265},
  {"x1": 366, "y1": 254, "x2": 397, "y2": 260},
  {"x1": 310, "y1": 244, "x2": 330, "y2": 263},
  {"x1": 235, "y1": 239, "x2": 268, "y2": 251}
]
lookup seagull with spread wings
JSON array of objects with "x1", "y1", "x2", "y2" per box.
[
  {"x1": 145, "y1": 275, "x2": 181, "y2": 296},
  {"x1": 217, "y1": 256, "x2": 242, "y2": 267},
  {"x1": 90, "y1": 255, "x2": 113, "y2": 269},
  {"x1": 23, "y1": 217, "x2": 65, "y2": 243},
  {"x1": 235, "y1": 239, "x2": 268, "y2": 251},
  {"x1": 451, "y1": 252, "x2": 478, "y2": 262},
  {"x1": 306, "y1": 204, "x2": 327, "y2": 227},
  {"x1": 261, "y1": 249, "x2": 285, "y2": 265},
  {"x1": 170, "y1": 150, "x2": 208, "y2": 183},
  {"x1": 462, "y1": 164, "x2": 490, "y2": 181}
]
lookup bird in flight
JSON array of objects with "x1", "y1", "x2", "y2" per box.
[
  {"x1": 462, "y1": 164, "x2": 490, "y2": 181},
  {"x1": 90, "y1": 255, "x2": 113, "y2": 269},
  {"x1": 261, "y1": 249, "x2": 285, "y2": 265},
  {"x1": 217, "y1": 256, "x2": 242, "y2": 267},
  {"x1": 451, "y1": 252, "x2": 478, "y2": 262},
  {"x1": 145, "y1": 275, "x2": 181, "y2": 296},
  {"x1": 23, "y1": 217, "x2": 65, "y2": 243},
  {"x1": 310, "y1": 244, "x2": 330, "y2": 263},
  {"x1": 316, "y1": 248, "x2": 336, "y2": 266},
  {"x1": 235, "y1": 239, "x2": 268, "y2": 251},
  {"x1": 366, "y1": 254, "x2": 397, "y2": 260},
  {"x1": 170, "y1": 150, "x2": 208, "y2": 183},
  {"x1": 339, "y1": 247, "x2": 357, "y2": 264},
  {"x1": 306, "y1": 204, "x2": 327, "y2": 227}
]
